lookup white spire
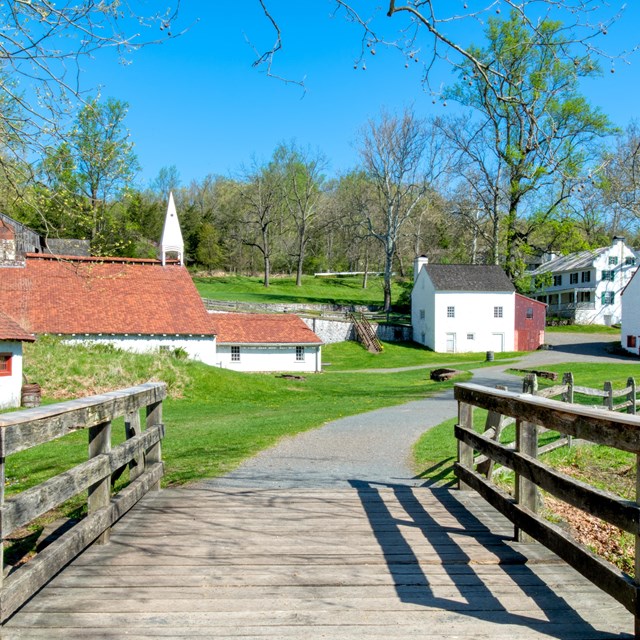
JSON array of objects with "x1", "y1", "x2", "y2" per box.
[{"x1": 160, "y1": 192, "x2": 184, "y2": 266}]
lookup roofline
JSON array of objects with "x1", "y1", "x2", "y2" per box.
[
  {"x1": 0, "y1": 335, "x2": 36, "y2": 343},
  {"x1": 217, "y1": 341, "x2": 324, "y2": 346},
  {"x1": 25, "y1": 253, "x2": 181, "y2": 266},
  {"x1": 515, "y1": 292, "x2": 548, "y2": 307},
  {"x1": 42, "y1": 332, "x2": 217, "y2": 338}
]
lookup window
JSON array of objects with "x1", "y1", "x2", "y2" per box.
[
  {"x1": 578, "y1": 291, "x2": 591, "y2": 303},
  {"x1": 419, "y1": 309, "x2": 425, "y2": 319},
  {"x1": 231, "y1": 346, "x2": 240, "y2": 362},
  {"x1": 0, "y1": 353, "x2": 11, "y2": 377},
  {"x1": 467, "y1": 333, "x2": 475, "y2": 340},
  {"x1": 569, "y1": 273, "x2": 578, "y2": 284},
  {"x1": 581, "y1": 271, "x2": 591, "y2": 283},
  {"x1": 296, "y1": 346, "x2": 305, "y2": 361},
  {"x1": 447, "y1": 306, "x2": 455, "y2": 318},
  {"x1": 553, "y1": 274, "x2": 562, "y2": 286},
  {"x1": 626, "y1": 256, "x2": 636, "y2": 266},
  {"x1": 601, "y1": 292, "x2": 615, "y2": 305},
  {"x1": 494, "y1": 306, "x2": 503, "y2": 318},
  {"x1": 601, "y1": 270, "x2": 615, "y2": 281},
  {"x1": 526, "y1": 307, "x2": 534, "y2": 319},
  {"x1": 627, "y1": 335, "x2": 637, "y2": 349},
  {"x1": 608, "y1": 256, "x2": 619, "y2": 266}
]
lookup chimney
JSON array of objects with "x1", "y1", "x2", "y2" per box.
[
  {"x1": 413, "y1": 255, "x2": 429, "y2": 284},
  {"x1": 160, "y1": 192, "x2": 185, "y2": 266}
]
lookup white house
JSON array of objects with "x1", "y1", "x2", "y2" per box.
[
  {"x1": 0, "y1": 312, "x2": 35, "y2": 409},
  {"x1": 529, "y1": 237, "x2": 638, "y2": 326},
  {"x1": 411, "y1": 258, "x2": 516, "y2": 353},
  {"x1": 212, "y1": 313, "x2": 323, "y2": 372},
  {"x1": 621, "y1": 269, "x2": 640, "y2": 356}
]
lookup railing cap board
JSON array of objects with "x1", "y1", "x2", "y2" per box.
[
  {"x1": 455, "y1": 383, "x2": 640, "y2": 454},
  {"x1": 0, "y1": 383, "x2": 167, "y2": 457}
]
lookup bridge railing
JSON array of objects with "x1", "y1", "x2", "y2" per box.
[
  {"x1": 454, "y1": 382, "x2": 640, "y2": 637},
  {"x1": 0, "y1": 382, "x2": 167, "y2": 622}
]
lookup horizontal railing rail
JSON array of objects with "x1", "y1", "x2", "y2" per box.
[
  {"x1": 454, "y1": 382, "x2": 640, "y2": 637},
  {"x1": 0, "y1": 382, "x2": 167, "y2": 623}
]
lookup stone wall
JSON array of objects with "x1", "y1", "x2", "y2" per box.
[{"x1": 301, "y1": 316, "x2": 412, "y2": 345}]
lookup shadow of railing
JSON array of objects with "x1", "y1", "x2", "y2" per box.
[{"x1": 348, "y1": 480, "x2": 629, "y2": 639}]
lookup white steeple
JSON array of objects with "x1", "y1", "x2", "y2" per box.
[{"x1": 160, "y1": 192, "x2": 184, "y2": 266}]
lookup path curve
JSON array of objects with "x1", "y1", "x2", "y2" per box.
[{"x1": 202, "y1": 333, "x2": 631, "y2": 490}]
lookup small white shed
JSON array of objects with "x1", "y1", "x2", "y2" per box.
[
  {"x1": 212, "y1": 313, "x2": 323, "y2": 373},
  {"x1": 0, "y1": 312, "x2": 36, "y2": 409},
  {"x1": 621, "y1": 269, "x2": 640, "y2": 355}
]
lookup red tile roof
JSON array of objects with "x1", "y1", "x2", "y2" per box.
[
  {"x1": 1, "y1": 255, "x2": 215, "y2": 336},
  {"x1": 212, "y1": 313, "x2": 322, "y2": 345},
  {"x1": 0, "y1": 312, "x2": 35, "y2": 342}
]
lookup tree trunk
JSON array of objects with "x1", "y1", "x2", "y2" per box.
[{"x1": 362, "y1": 249, "x2": 369, "y2": 289}]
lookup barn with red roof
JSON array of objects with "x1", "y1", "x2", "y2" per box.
[{"x1": 212, "y1": 313, "x2": 323, "y2": 372}]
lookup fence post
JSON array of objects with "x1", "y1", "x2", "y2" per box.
[
  {"x1": 515, "y1": 418, "x2": 538, "y2": 543},
  {"x1": 125, "y1": 410, "x2": 144, "y2": 481},
  {"x1": 562, "y1": 372, "x2": 574, "y2": 446},
  {"x1": 88, "y1": 420, "x2": 112, "y2": 544},
  {"x1": 146, "y1": 400, "x2": 163, "y2": 492},
  {"x1": 603, "y1": 381, "x2": 614, "y2": 411},
  {"x1": 523, "y1": 373, "x2": 538, "y2": 395},
  {"x1": 636, "y1": 451, "x2": 640, "y2": 637},
  {"x1": 457, "y1": 401, "x2": 474, "y2": 491},
  {"x1": 0, "y1": 438, "x2": 5, "y2": 597},
  {"x1": 627, "y1": 377, "x2": 637, "y2": 415}
]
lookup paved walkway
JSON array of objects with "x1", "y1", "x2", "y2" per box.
[{"x1": 204, "y1": 333, "x2": 628, "y2": 490}]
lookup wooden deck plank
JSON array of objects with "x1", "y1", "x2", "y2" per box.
[{"x1": 2, "y1": 486, "x2": 633, "y2": 638}]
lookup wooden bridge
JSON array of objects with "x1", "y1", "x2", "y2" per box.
[{"x1": 0, "y1": 383, "x2": 636, "y2": 638}]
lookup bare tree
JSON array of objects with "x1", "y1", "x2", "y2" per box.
[{"x1": 358, "y1": 107, "x2": 443, "y2": 311}]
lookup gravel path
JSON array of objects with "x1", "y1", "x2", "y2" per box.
[{"x1": 201, "y1": 333, "x2": 632, "y2": 490}]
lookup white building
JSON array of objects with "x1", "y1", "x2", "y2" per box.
[
  {"x1": 0, "y1": 312, "x2": 35, "y2": 409},
  {"x1": 212, "y1": 313, "x2": 323, "y2": 373},
  {"x1": 621, "y1": 269, "x2": 640, "y2": 356},
  {"x1": 529, "y1": 237, "x2": 638, "y2": 326},
  {"x1": 411, "y1": 258, "x2": 516, "y2": 353}
]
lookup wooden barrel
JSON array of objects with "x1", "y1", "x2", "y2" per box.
[{"x1": 21, "y1": 383, "x2": 42, "y2": 408}]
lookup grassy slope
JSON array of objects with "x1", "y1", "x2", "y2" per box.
[
  {"x1": 546, "y1": 324, "x2": 620, "y2": 334},
  {"x1": 13, "y1": 338, "x2": 474, "y2": 493},
  {"x1": 193, "y1": 274, "x2": 410, "y2": 307}
]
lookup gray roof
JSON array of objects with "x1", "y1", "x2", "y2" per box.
[
  {"x1": 424, "y1": 264, "x2": 515, "y2": 292},
  {"x1": 529, "y1": 248, "x2": 607, "y2": 275}
]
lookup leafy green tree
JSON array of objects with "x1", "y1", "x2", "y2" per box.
[{"x1": 443, "y1": 12, "x2": 612, "y2": 278}]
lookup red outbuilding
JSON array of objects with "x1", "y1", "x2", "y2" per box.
[{"x1": 515, "y1": 293, "x2": 547, "y2": 351}]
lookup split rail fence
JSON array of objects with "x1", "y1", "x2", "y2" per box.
[
  {"x1": 0, "y1": 382, "x2": 166, "y2": 623},
  {"x1": 455, "y1": 382, "x2": 640, "y2": 637}
]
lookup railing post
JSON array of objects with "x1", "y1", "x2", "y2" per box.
[
  {"x1": 457, "y1": 401, "x2": 474, "y2": 491},
  {"x1": 0, "y1": 435, "x2": 5, "y2": 597},
  {"x1": 603, "y1": 381, "x2": 614, "y2": 411},
  {"x1": 515, "y1": 418, "x2": 538, "y2": 543},
  {"x1": 125, "y1": 410, "x2": 144, "y2": 481},
  {"x1": 628, "y1": 378, "x2": 637, "y2": 415},
  {"x1": 88, "y1": 420, "x2": 112, "y2": 544},
  {"x1": 563, "y1": 372, "x2": 574, "y2": 446},
  {"x1": 146, "y1": 401, "x2": 163, "y2": 492},
  {"x1": 523, "y1": 373, "x2": 538, "y2": 395}
]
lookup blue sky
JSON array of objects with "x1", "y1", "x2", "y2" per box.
[{"x1": 81, "y1": 2, "x2": 640, "y2": 187}]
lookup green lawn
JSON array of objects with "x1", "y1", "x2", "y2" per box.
[
  {"x1": 193, "y1": 274, "x2": 411, "y2": 308},
  {"x1": 546, "y1": 324, "x2": 620, "y2": 334},
  {"x1": 12, "y1": 338, "x2": 470, "y2": 493},
  {"x1": 324, "y1": 340, "x2": 523, "y2": 370}
]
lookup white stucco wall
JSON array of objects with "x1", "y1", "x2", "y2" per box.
[
  {"x1": 411, "y1": 267, "x2": 436, "y2": 348},
  {"x1": 432, "y1": 291, "x2": 515, "y2": 353},
  {"x1": 216, "y1": 344, "x2": 322, "y2": 373},
  {"x1": 61, "y1": 334, "x2": 218, "y2": 366},
  {"x1": 0, "y1": 341, "x2": 23, "y2": 409},
  {"x1": 621, "y1": 273, "x2": 640, "y2": 355}
]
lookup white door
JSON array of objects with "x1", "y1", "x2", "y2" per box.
[
  {"x1": 491, "y1": 333, "x2": 505, "y2": 352},
  {"x1": 446, "y1": 333, "x2": 456, "y2": 353}
]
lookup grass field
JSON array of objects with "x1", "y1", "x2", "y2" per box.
[
  {"x1": 13, "y1": 338, "x2": 478, "y2": 493},
  {"x1": 193, "y1": 274, "x2": 411, "y2": 308},
  {"x1": 546, "y1": 324, "x2": 620, "y2": 334}
]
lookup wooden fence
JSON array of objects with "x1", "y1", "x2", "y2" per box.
[
  {"x1": 0, "y1": 382, "x2": 166, "y2": 622},
  {"x1": 455, "y1": 382, "x2": 640, "y2": 637}
]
